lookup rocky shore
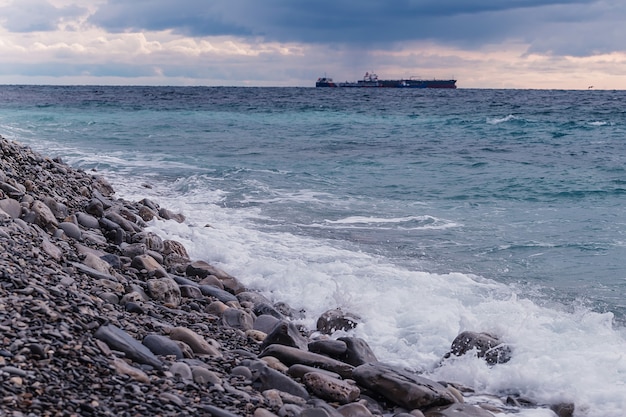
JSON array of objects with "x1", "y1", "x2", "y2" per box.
[{"x1": 1, "y1": 136, "x2": 574, "y2": 417}]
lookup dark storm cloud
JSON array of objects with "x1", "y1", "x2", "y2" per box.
[
  {"x1": 0, "y1": 0, "x2": 86, "y2": 32},
  {"x1": 87, "y1": 0, "x2": 593, "y2": 42}
]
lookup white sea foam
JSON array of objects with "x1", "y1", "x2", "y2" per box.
[
  {"x1": 110, "y1": 177, "x2": 626, "y2": 417},
  {"x1": 487, "y1": 114, "x2": 519, "y2": 125}
]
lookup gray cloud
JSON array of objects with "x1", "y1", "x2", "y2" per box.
[{"x1": 0, "y1": 0, "x2": 87, "y2": 32}]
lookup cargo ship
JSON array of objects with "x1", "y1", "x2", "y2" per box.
[{"x1": 316, "y1": 72, "x2": 456, "y2": 89}]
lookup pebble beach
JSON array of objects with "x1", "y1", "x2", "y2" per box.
[{"x1": 0, "y1": 136, "x2": 575, "y2": 417}]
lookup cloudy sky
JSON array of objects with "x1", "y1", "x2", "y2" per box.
[{"x1": 1, "y1": 0, "x2": 625, "y2": 89}]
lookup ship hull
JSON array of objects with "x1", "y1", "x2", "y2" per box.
[{"x1": 316, "y1": 75, "x2": 456, "y2": 89}]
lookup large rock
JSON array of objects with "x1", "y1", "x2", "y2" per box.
[
  {"x1": 445, "y1": 331, "x2": 512, "y2": 365},
  {"x1": 94, "y1": 324, "x2": 163, "y2": 370},
  {"x1": 260, "y1": 320, "x2": 309, "y2": 351},
  {"x1": 337, "y1": 337, "x2": 378, "y2": 366},
  {"x1": 352, "y1": 363, "x2": 455, "y2": 410}
]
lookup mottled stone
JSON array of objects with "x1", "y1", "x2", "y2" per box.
[
  {"x1": 191, "y1": 366, "x2": 222, "y2": 385},
  {"x1": 147, "y1": 277, "x2": 181, "y2": 308},
  {"x1": 222, "y1": 307, "x2": 254, "y2": 331},
  {"x1": 303, "y1": 372, "x2": 360, "y2": 404},
  {"x1": 446, "y1": 331, "x2": 511, "y2": 365},
  {"x1": 316, "y1": 308, "x2": 361, "y2": 334},
  {"x1": 29, "y1": 200, "x2": 58, "y2": 232}
]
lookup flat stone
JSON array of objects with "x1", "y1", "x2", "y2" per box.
[
  {"x1": 94, "y1": 324, "x2": 163, "y2": 370},
  {"x1": 424, "y1": 403, "x2": 495, "y2": 417},
  {"x1": 259, "y1": 344, "x2": 354, "y2": 379},
  {"x1": 76, "y1": 211, "x2": 100, "y2": 229},
  {"x1": 199, "y1": 284, "x2": 238, "y2": 303},
  {"x1": 352, "y1": 363, "x2": 454, "y2": 410},
  {"x1": 254, "y1": 314, "x2": 281, "y2": 334},
  {"x1": 308, "y1": 339, "x2": 348, "y2": 357},
  {"x1": 143, "y1": 334, "x2": 184, "y2": 359},
  {"x1": 169, "y1": 327, "x2": 221, "y2": 356},
  {"x1": 249, "y1": 361, "x2": 309, "y2": 399}
]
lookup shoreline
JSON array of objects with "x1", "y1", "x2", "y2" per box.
[{"x1": 0, "y1": 136, "x2": 573, "y2": 416}]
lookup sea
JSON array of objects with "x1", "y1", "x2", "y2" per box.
[{"x1": 1, "y1": 85, "x2": 625, "y2": 416}]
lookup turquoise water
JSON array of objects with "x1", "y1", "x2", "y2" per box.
[{"x1": 2, "y1": 86, "x2": 626, "y2": 415}]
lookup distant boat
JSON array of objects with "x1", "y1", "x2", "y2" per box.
[{"x1": 316, "y1": 72, "x2": 457, "y2": 89}]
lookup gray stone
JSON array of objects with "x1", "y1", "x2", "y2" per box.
[
  {"x1": 94, "y1": 324, "x2": 163, "y2": 370},
  {"x1": 424, "y1": 403, "x2": 495, "y2": 417},
  {"x1": 254, "y1": 314, "x2": 281, "y2": 334},
  {"x1": 169, "y1": 362, "x2": 193, "y2": 381},
  {"x1": 352, "y1": 363, "x2": 455, "y2": 410},
  {"x1": 222, "y1": 307, "x2": 254, "y2": 331},
  {"x1": 287, "y1": 364, "x2": 342, "y2": 380},
  {"x1": 191, "y1": 366, "x2": 222, "y2": 385},
  {"x1": 259, "y1": 344, "x2": 354, "y2": 379},
  {"x1": 308, "y1": 339, "x2": 348, "y2": 357},
  {"x1": 260, "y1": 320, "x2": 309, "y2": 351},
  {"x1": 336, "y1": 403, "x2": 374, "y2": 417},
  {"x1": 169, "y1": 327, "x2": 221, "y2": 356},
  {"x1": 199, "y1": 284, "x2": 238, "y2": 303},
  {"x1": 337, "y1": 337, "x2": 378, "y2": 366},
  {"x1": 252, "y1": 362, "x2": 309, "y2": 399},
  {"x1": 0, "y1": 198, "x2": 21, "y2": 218},
  {"x1": 76, "y1": 211, "x2": 100, "y2": 229},
  {"x1": 143, "y1": 334, "x2": 184, "y2": 359}
]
